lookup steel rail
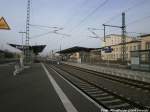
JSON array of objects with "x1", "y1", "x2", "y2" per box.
[
  {"x1": 61, "y1": 63, "x2": 150, "y2": 92},
  {"x1": 45, "y1": 63, "x2": 149, "y2": 110}
]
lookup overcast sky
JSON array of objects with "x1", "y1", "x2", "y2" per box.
[{"x1": 0, "y1": 0, "x2": 150, "y2": 55}]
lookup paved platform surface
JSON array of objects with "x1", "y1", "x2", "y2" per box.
[
  {"x1": 0, "y1": 63, "x2": 102, "y2": 112},
  {"x1": 63, "y1": 62, "x2": 150, "y2": 83},
  {"x1": 0, "y1": 63, "x2": 67, "y2": 112}
]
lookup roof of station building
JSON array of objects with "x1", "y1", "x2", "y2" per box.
[
  {"x1": 57, "y1": 46, "x2": 100, "y2": 54},
  {"x1": 140, "y1": 34, "x2": 150, "y2": 37}
]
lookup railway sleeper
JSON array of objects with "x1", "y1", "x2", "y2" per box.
[
  {"x1": 103, "y1": 100, "x2": 126, "y2": 107},
  {"x1": 90, "y1": 92, "x2": 106, "y2": 97},
  {"x1": 101, "y1": 99, "x2": 121, "y2": 104},
  {"x1": 108, "y1": 103, "x2": 130, "y2": 109},
  {"x1": 86, "y1": 90, "x2": 104, "y2": 93},
  {"x1": 96, "y1": 95, "x2": 114, "y2": 101},
  {"x1": 83, "y1": 88, "x2": 99, "y2": 92},
  {"x1": 80, "y1": 85, "x2": 97, "y2": 89}
]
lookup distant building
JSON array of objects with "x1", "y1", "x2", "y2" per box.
[
  {"x1": 101, "y1": 40, "x2": 141, "y2": 62},
  {"x1": 140, "y1": 34, "x2": 150, "y2": 50},
  {"x1": 130, "y1": 34, "x2": 150, "y2": 71},
  {"x1": 102, "y1": 34, "x2": 133, "y2": 47},
  {"x1": 101, "y1": 34, "x2": 150, "y2": 63},
  {"x1": 101, "y1": 34, "x2": 135, "y2": 62},
  {"x1": 57, "y1": 46, "x2": 101, "y2": 63},
  {"x1": 56, "y1": 34, "x2": 150, "y2": 69}
]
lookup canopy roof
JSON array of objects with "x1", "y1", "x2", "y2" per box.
[
  {"x1": 8, "y1": 43, "x2": 46, "y2": 55},
  {"x1": 57, "y1": 46, "x2": 99, "y2": 54}
]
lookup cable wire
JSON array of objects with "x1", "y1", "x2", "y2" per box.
[
  {"x1": 127, "y1": 15, "x2": 150, "y2": 26},
  {"x1": 105, "y1": 0, "x2": 149, "y2": 24},
  {"x1": 69, "y1": 0, "x2": 109, "y2": 32},
  {"x1": 63, "y1": 0, "x2": 90, "y2": 28}
]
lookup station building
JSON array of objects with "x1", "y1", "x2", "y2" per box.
[
  {"x1": 102, "y1": 34, "x2": 133, "y2": 46},
  {"x1": 101, "y1": 34, "x2": 150, "y2": 61},
  {"x1": 57, "y1": 34, "x2": 150, "y2": 71},
  {"x1": 57, "y1": 46, "x2": 101, "y2": 64},
  {"x1": 101, "y1": 40, "x2": 141, "y2": 62},
  {"x1": 101, "y1": 34, "x2": 136, "y2": 62},
  {"x1": 130, "y1": 34, "x2": 150, "y2": 71}
]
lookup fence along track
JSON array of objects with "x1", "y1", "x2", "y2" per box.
[
  {"x1": 61, "y1": 63, "x2": 150, "y2": 92},
  {"x1": 46, "y1": 64, "x2": 149, "y2": 110}
]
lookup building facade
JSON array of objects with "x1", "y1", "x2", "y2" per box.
[
  {"x1": 102, "y1": 34, "x2": 133, "y2": 46},
  {"x1": 141, "y1": 34, "x2": 150, "y2": 50},
  {"x1": 101, "y1": 40, "x2": 141, "y2": 62},
  {"x1": 101, "y1": 34, "x2": 150, "y2": 63},
  {"x1": 101, "y1": 34, "x2": 135, "y2": 62}
]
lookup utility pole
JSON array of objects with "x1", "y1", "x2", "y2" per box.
[
  {"x1": 122, "y1": 12, "x2": 126, "y2": 64},
  {"x1": 25, "y1": 0, "x2": 31, "y2": 64},
  {"x1": 103, "y1": 12, "x2": 126, "y2": 64},
  {"x1": 103, "y1": 25, "x2": 106, "y2": 42}
]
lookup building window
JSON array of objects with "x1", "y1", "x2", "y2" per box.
[
  {"x1": 146, "y1": 42, "x2": 150, "y2": 49},
  {"x1": 133, "y1": 46, "x2": 136, "y2": 51},
  {"x1": 137, "y1": 45, "x2": 141, "y2": 50},
  {"x1": 113, "y1": 48, "x2": 115, "y2": 52},
  {"x1": 126, "y1": 46, "x2": 128, "y2": 51},
  {"x1": 130, "y1": 46, "x2": 132, "y2": 51},
  {"x1": 126, "y1": 53, "x2": 128, "y2": 59}
]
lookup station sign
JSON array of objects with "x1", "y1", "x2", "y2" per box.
[
  {"x1": 0, "y1": 17, "x2": 10, "y2": 30},
  {"x1": 102, "y1": 46, "x2": 113, "y2": 53}
]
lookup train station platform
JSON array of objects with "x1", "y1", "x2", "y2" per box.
[
  {"x1": 62, "y1": 61, "x2": 150, "y2": 83},
  {"x1": 0, "y1": 63, "x2": 101, "y2": 112}
]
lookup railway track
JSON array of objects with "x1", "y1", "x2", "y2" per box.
[
  {"x1": 45, "y1": 63, "x2": 149, "y2": 111},
  {"x1": 61, "y1": 63, "x2": 150, "y2": 92}
]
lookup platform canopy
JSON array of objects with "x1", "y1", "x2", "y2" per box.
[
  {"x1": 8, "y1": 43, "x2": 46, "y2": 55},
  {"x1": 57, "y1": 46, "x2": 98, "y2": 54}
]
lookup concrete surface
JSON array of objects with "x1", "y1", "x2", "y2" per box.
[{"x1": 62, "y1": 62, "x2": 150, "y2": 83}]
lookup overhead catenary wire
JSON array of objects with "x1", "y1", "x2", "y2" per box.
[
  {"x1": 69, "y1": 0, "x2": 109, "y2": 33},
  {"x1": 88, "y1": 27, "x2": 104, "y2": 41},
  {"x1": 30, "y1": 31, "x2": 54, "y2": 39},
  {"x1": 70, "y1": 30, "x2": 104, "y2": 46},
  {"x1": 64, "y1": 0, "x2": 109, "y2": 47},
  {"x1": 63, "y1": 0, "x2": 90, "y2": 28},
  {"x1": 105, "y1": 0, "x2": 149, "y2": 24},
  {"x1": 29, "y1": 24, "x2": 63, "y2": 30},
  {"x1": 124, "y1": 0, "x2": 149, "y2": 13},
  {"x1": 127, "y1": 15, "x2": 150, "y2": 26},
  {"x1": 29, "y1": 24, "x2": 71, "y2": 39},
  {"x1": 30, "y1": 30, "x2": 70, "y2": 39}
]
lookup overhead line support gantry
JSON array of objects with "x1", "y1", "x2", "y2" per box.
[{"x1": 103, "y1": 12, "x2": 126, "y2": 64}]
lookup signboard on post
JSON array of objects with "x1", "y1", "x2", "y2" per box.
[
  {"x1": 102, "y1": 46, "x2": 113, "y2": 53},
  {"x1": 0, "y1": 17, "x2": 10, "y2": 30}
]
